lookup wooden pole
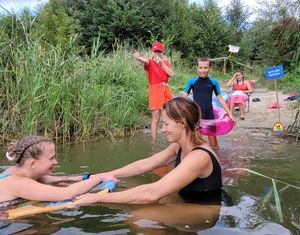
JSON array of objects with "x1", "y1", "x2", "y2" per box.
[{"x1": 274, "y1": 79, "x2": 281, "y2": 123}]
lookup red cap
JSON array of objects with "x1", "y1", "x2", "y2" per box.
[{"x1": 152, "y1": 42, "x2": 164, "y2": 52}]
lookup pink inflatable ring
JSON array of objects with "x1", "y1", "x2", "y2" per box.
[{"x1": 200, "y1": 107, "x2": 234, "y2": 136}]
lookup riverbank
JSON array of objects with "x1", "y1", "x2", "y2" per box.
[
  {"x1": 142, "y1": 87, "x2": 299, "y2": 138},
  {"x1": 227, "y1": 87, "x2": 298, "y2": 138}
]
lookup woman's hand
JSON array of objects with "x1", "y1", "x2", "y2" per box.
[
  {"x1": 91, "y1": 173, "x2": 117, "y2": 182},
  {"x1": 75, "y1": 193, "x2": 101, "y2": 205},
  {"x1": 233, "y1": 72, "x2": 239, "y2": 80}
]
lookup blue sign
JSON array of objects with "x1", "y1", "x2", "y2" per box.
[{"x1": 265, "y1": 65, "x2": 284, "y2": 80}]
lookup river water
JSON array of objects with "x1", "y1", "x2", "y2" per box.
[{"x1": 0, "y1": 131, "x2": 299, "y2": 234}]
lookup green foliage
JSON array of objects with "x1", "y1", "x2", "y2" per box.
[
  {"x1": 227, "y1": 168, "x2": 300, "y2": 222},
  {"x1": 1, "y1": 0, "x2": 300, "y2": 141},
  {"x1": 0, "y1": 34, "x2": 148, "y2": 142},
  {"x1": 224, "y1": 0, "x2": 250, "y2": 43},
  {"x1": 277, "y1": 65, "x2": 300, "y2": 92},
  {"x1": 286, "y1": 109, "x2": 300, "y2": 141},
  {"x1": 32, "y1": 0, "x2": 79, "y2": 49}
]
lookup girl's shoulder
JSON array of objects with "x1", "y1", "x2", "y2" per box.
[{"x1": 2, "y1": 166, "x2": 16, "y2": 174}]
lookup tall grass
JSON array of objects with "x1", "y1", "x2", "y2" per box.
[
  {"x1": 227, "y1": 168, "x2": 300, "y2": 222},
  {"x1": 0, "y1": 36, "x2": 149, "y2": 142}
]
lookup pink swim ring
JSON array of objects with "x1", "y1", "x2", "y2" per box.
[{"x1": 200, "y1": 106, "x2": 234, "y2": 136}]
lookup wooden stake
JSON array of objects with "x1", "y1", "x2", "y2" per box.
[{"x1": 274, "y1": 79, "x2": 281, "y2": 123}]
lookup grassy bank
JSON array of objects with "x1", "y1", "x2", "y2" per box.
[
  {"x1": 1, "y1": 34, "x2": 298, "y2": 143},
  {"x1": 0, "y1": 39, "x2": 150, "y2": 143}
]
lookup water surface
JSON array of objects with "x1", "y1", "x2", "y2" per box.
[{"x1": 0, "y1": 131, "x2": 299, "y2": 234}]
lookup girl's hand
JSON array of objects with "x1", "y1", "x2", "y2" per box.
[
  {"x1": 153, "y1": 55, "x2": 163, "y2": 65},
  {"x1": 133, "y1": 51, "x2": 140, "y2": 60}
]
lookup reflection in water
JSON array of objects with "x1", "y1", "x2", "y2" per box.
[
  {"x1": 129, "y1": 203, "x2": 220, "y2": 233},
  {"x1": 0, "y1": 214, "x2": 74, "y2": 234},
  {"x1": 0, "y1": 132, "x2": 299, "y2": 234}
]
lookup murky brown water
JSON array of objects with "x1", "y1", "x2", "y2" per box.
[{"x1": 0, "y1": 131, "x2": 299, "y2": 234}]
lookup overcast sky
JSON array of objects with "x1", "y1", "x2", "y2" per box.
[
  {"x1": 189, "y1": 0, "x2": 261, "y2": 21},
  {"x1": 189, "y1": 0, "x2": 258, "y2": 8},
  {"x1": 0, "y1": 0, "x2": 260, "y2": 20},
  {"x1": 1, "y1": 0, "x2": 258, "y2": 13},
  {"x1": 0, "y1": 0, "x2": 47, "y2": 14}
]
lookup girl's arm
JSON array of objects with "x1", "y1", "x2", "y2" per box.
[
  {"x1": 39, "y1": 175, "x2": 83, "y2": 184},
  {"x1": 39, "y1": 173, "x2": 115, "y2": 185},
  {"x1": 133, "y1": 51, "x2": 149, "y2": 65},
  {"x1": 6, "y1": 174, "x2": 116, "y2": 202},
  {"x1": 155, "y1": 56, "x2": 174, "y2": 77},
  {"x1": 76, "y1": 149, "x2": 213, "y2": 205},
  {"x1": 99, "y1": 143, "x2": 179, "y2": 178}
]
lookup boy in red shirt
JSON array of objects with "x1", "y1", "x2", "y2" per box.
[{"x1": 133, "y1": 42, "x2": 174, "y2": 144}]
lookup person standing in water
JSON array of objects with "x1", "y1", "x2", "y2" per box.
[
  {"x1": 76, "y1": 97, "x2": 223, "y2": 205},
  {"x1": 0, "y1": 136, "x2": 116, "y2": 205},
  {"x1": 133, "y1": 42, "x2": 174, "y2": 144},
  {"x1": 182, "y1": 57, "x2": 235, "y2": 150}
]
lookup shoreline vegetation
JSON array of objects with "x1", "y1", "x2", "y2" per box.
[
  {"x1": 0, "y1": 0, "x2": 299, "y2": 143},
  {"x1": 1, "y1": 38, "x2": 298, "y2": 144},
  {"x1": 0, "y1": 40, "x2": 151, "y2": 143}
]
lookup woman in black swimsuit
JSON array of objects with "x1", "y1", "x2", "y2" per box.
[{"x1": 77, "y1": 97, "x2": 222, "y2": 205}]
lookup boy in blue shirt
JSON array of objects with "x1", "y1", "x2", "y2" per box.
[{"x1": 182, "y1": 57, "x2": 235, "y2": 150}]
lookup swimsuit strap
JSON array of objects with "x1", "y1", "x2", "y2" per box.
[
  {"x1": 175, "y1": 146, "x2": 219, "y2": 168},
  {"x1": 0, "y1": 173, "x2": 12, "y2": 180},
  {"x1": 191, "y1": 147, "x2": 220, "y2": 170}
]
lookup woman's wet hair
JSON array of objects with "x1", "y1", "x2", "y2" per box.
[
  {"x1": 6, "y1": 136, "x2": 53, "y2": 165},
  {"x1": 163, "y1": 97, "x2": 206, "y2": 146}
]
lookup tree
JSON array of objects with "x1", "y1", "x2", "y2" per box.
[
  {"x1": 34, "y1": 0, "x2": 79, "y2": 49},
  {"x1": 224, "y1": 0, "x2": 250, "y2": 43}
]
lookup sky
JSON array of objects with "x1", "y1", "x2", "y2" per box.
[
  {"x1": 0, "y1": 0, "x2": 261, "y2": 20},
  {"x1": 189, "y1": 0, "x2": 261, "y2": 21},
  {"x1": 189, "y1": 0, "x2": 258, "y2": 8},
  {"x1": 0, "y1": 0, "x2": 48, "y2": 14},
  {"x1": 0, "y1": 0, "x2": 259, "y2": 14}
]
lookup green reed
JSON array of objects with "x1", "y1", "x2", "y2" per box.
[
  {"x1": 0, "y1": 35, "x2": 148, "y2": 142},
  {"x1": 286, "y1": 108, "x2": 300, "y2": 141},
  {"x1": 227, "y1": 168, "x2": 300, "y2": 222}
]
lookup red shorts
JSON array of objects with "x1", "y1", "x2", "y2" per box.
[{"x1": 148, "y1": 83, "x2": 173, "y2": 110}]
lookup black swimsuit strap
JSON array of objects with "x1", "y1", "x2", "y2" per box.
[
  {"x1": 175, "y1": 147, "x2": 219, "y2": 169},
  {"x1": 191, "y1": 147, "x2": 220, "y2": 171}
]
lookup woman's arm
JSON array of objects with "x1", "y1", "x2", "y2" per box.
[
  {"x1": 226, "y1": 74, "x2": 236, "y2": 87},
  {"x1": 243, "y1": 81, "x2": 254, "y2": 93},
  {"x1": 102, "y1": 143, "x2": 179, "y2": 178},
  {"x1": 6, "y1": 174, "x2": 116, "y2": 202},
  {"x1": 76, "y1": 150, "x2": 212, "y2": 205}
]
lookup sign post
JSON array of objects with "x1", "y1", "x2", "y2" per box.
[
  {"x1": 265, "y1": 65, "x2": 284, "y2": 134},
  {"x1": 223, "y1": 45, "x2": 240, "y2": 73}
]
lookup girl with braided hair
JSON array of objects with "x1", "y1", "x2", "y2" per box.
[
  {"x1": 0, "y1": 136, "x2": 116, "y2": 205},
  {"x1": 76, "y1": 97, "x2": 222, "y2": 205}
]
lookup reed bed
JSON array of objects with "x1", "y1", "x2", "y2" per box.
[{"x1": 0, "y1": 37, "x2": 149, "y2": 143}]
